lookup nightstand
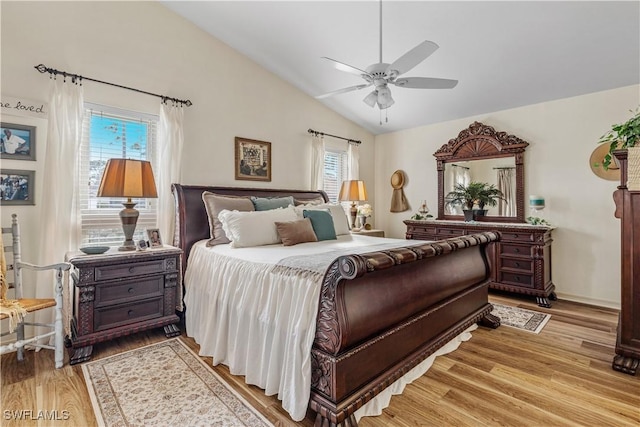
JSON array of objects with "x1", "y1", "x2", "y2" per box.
[
  {"x1": 351, "y1": 229, "x2": 385, "y2": 238},
  {"x1": 65, "y1": 246, "x2": 182, "y2": 364}
]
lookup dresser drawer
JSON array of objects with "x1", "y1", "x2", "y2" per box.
[
  {"x1": 501, "y1": 231, "x2": 535, "y2": 243},
  {"x1": 436, "y1": 228, "x2": 466, "y2": 238},
  {"x1": 501, "y1": 258, "x2": 533, "y2": 273},
  {"x1": 500, "y1": 271, "x2": 534, "y2": 288},
  {"x1": 500, "y1": 243, "x2": 530, "y2": 257},
  {"x1": 94, "y1": 297, "x2": 164, "y2": 331},
  {"x1": 95, "y1": 259, "x2": 166, "y2": 281},
  {"x1": 94, "y1": 276, "x2": 164, "y2": 308}
]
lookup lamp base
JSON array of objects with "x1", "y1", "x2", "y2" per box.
[
  {"x1": 118, "y1": 200, "x2": 139, "y2": 251},
  {"x1": 349, "y1": 202, "x2": 357, "y2": 229}
]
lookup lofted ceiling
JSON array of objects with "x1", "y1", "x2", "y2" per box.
[{"x1": 162, "y1": 1, "x2": 640, "y2": 135}]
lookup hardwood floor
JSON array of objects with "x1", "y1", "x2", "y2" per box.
[{"x1": 1, "y1": 294, "x2": 638, "y2": 426}]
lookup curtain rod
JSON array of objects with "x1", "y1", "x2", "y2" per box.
[
  {"x1": 451, "y1": 163, "x2": 469, "y2": 170},
  {"x1": 34, "y1": 64, "x2": 193, "y2": 107},
  {"x1": 493, "y1": 166, "x2": 515, "y2": 169},
  {"x1": 308, "y1": 128, "x2": 361, "y2": 145}
]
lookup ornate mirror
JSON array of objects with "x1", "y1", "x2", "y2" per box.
[{"x1": 434, "y1": 121, "x2": 529, "y2": 222}]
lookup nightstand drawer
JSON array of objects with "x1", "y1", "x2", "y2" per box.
[
  {"x1": 94, "y1": 297, "x2": 164, "y2": 331},
  {"x1": 436, "y1": 228, "x2": 465, "y2": 237},
  {"x1": 94, "y1": 276, "x2": 164, "y2": 307},
  {"x1": 95, "y1": 259, "x2": 166, "y2": 281}
]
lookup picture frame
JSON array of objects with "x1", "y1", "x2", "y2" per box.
[
  {"x1": 235, "y1": 137, "x2": 271, "y2": 182},
  {"x1": 1, "y1": 169, "x2": 35, "y2": 205},
  {"x1": 136, "y1": 239, "x2": 149, "y2": 251},
  {"x1": 1, "y1": 122, "x2": 36, "y2": 161},
  {"x1": 146, "y1": 228, "x2": 163, "y2": 247}
]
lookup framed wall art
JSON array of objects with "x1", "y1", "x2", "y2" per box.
[
  {"x1": 1, "y1": 169, "x2": 35, "y2": 205},
  {"x1": 0, "y1": 122, "x2": 36, "y2": 161},
  {"x1": 235, "y1": 137, "x2": 271, "y2": 182}
]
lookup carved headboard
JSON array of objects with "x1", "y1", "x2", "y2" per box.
[{"x1": 170, "y1": 184, "x2": 329, "y2": 273}]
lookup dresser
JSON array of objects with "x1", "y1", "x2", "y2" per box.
[
  {"x1": 611, "y1": 150, "x2": 639, "y2": 375},
  {"x1": 405, "y1": 219, "x2": 555, "y2": 307},
  {"x1": 65, "y1": 246, "x2": 182, "y2": 364}
]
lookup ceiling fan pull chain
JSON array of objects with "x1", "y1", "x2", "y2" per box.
[
  {"x1": 379, "y1": 109, "x2": 382, "y2": 126},
  {"x1": 386, "y1": 109, "x2": 389, "y2": 123}
]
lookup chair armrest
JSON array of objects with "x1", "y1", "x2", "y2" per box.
[{"x1": 16, "y1": 261, "x2": 71, "y2": 272}]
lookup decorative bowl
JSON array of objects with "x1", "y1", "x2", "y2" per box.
[{"x1": 79, "y1": 246, "x2": 110, "y2": 255}]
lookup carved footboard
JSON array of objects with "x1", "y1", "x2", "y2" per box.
[{"x1": 310, "y1": 232, "x2": 501, "y2": 427}]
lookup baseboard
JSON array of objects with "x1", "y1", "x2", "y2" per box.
[{"x1": 555, "y1": 292, "x2": 620, "y2": 310}]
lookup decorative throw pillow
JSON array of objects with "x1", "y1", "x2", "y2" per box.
[
  {"x1": 295, "y1": 203, "x2": 350, "y2": 235},
  {"x1": 303, "y1": 210, "x2": 337, "y2": 241},
  {"x1": 202, "y1": 192, "x2": 254, "y2": 246},
  {"x1": 218, "y1": 206, "x2": 299, "y2": 248},
  {"x1": 275, "y1": 218, "x2": 319, "y2": 246},
  {"x1": 251, "y1": 196, "x2": 295, "y2": 211},
  {"x1": 293, "y1": 196, "x2": 326, "y2": 206}
]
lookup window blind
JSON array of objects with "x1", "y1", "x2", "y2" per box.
[
  {"x1": 323, "y1": 149, "x2": 348, "y2": 202},
  {"x1": 78, "y1": 104, "x2": 158, "y2": 246}
]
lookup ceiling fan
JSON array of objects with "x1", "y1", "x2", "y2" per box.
[{"x1": 316, "y1": 1, "x2": 458, "y2": 110}]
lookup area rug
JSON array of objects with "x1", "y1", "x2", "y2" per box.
[
  {"x1": 82, "y1": 338, "x2": 274, "y2": 427},
  {"x1": 490, "y1": 303, "x2": 551, "y2": 334}
]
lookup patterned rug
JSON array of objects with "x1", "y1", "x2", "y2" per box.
[
  {"x1": 82, "y1": 338, "x2": 273, "y2": 427},
  {"x1": 490, "y1": 303, "x2": 551, "y2": 334}
]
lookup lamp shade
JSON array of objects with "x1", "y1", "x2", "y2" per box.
[
  {"x1": 338, "y1": 180, "x2": 368, "y2": 202},
  {"x1": 97, "y1": 158, "x2": 157, "y2": 199}
]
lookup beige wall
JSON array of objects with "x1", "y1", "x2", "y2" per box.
[
  {"x1": 374, "y1": 85, "x2": 640, "y2": 308},
  {"x1": 0, "y1": 1, "x2": 374, "y2": 265}
]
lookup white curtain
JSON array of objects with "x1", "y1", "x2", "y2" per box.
[
  {"x1": 37, "y1": 78, "x2": 84, "y2": 335},
  {"x1": 156, "y1": 101, "x2": 184, "y2": 245},
  {"x1": 447, "y1": 165, "x2": 471, "y2": 214},
  {"x1": 347, "y1": 142, "x2": 359, "y2": 180},
  {"x1": 310, "y1": 133, "x2": 325, "y2": 191},
  {"x1": 497, "y1": 168, "x2": 515, "y2": 216}
]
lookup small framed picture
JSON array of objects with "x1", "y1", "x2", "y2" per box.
[
  {"x1": 1, "y1": 123, "x2": 36, "y2": 161},
  {"x1": 1, "y1": 169, "x2": 35, "y2": 205},
  {"x1": 147, "y1": 228, "x2": 162, "y2": 247},
  {"x1": 136, "y1": 239, "x2": 148, "y2": 251},
  {"x1": 235, "y1": 136, "x2": 271, "y2": 182}
]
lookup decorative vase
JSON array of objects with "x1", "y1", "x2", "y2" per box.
[{"x1": 358, "y1": 215, "x2": 368, "y2": 229}]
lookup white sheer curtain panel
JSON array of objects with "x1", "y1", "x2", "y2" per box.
[
  {"x1": 447, "y1": 166, "x2": 471, "y2": 214},
  {"x1": 347, "y1": 142, "x2": 360, "y2": 180},
  {"x1": 310, "y1": 134, "x2": 325, "y2": 190},
  {"x1": 156, "y1": 102, "x2": 184, "y2": 244},
  {"x1": 497, "y1": 168, "x2": 515, "y2": 216},
  {"x1": 37, "y1": 78, "x2": 84, "y2": 335}
]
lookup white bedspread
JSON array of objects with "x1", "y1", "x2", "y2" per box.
[{"x1": 184, "y1": 234, "x2": 412, "y2": 421}]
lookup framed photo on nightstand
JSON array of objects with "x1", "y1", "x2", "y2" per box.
[{"x1": 147, "y1": 228, "x2": 162, "y2": 247}]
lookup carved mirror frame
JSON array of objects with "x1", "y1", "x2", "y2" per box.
[{"x1": 434, "y1": 121, "x2": 529, "y2": 223}]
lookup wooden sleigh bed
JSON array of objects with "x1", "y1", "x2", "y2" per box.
[{"x1": 172, "y1": 184, "x2": 500, "y2": 426}]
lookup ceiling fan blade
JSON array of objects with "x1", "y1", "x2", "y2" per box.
[
  {"x1": 316, "y1": 83, "x2": 372, "y2": 99},
  {"x1": 387, "y1": 40, "x2": 439, "y2": 76},
  {"x1": 393, "y1": 77, "x2": 458, "y2": 89},
  {"x1": 322, "y1": 57, "x2": 370, "y2": 77}
]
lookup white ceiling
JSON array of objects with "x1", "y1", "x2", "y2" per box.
[{"x1": 162, "y1": 1, "x2": 640, "y2": 135}]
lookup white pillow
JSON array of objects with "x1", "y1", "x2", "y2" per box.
[
  {"x1": 218, "y1": 206, "x2": 299, "y2": 248},
  {"x1": 294, "y1": 203, "x2": 351, "y2": 235}
]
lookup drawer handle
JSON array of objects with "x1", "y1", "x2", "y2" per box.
[
  {"x1": 515, "y1": 276, "x2": 521, "y2": 282},
  {"x1": 514, "y1": 248, "x2": 520, "y2": 253},
  {"x1": 129, "y1": 267, "x2": 135, "y2": 273},
  {"x1": 513, "y1": 234, "x2": 518, "y2": 238},
  {"x1": 128, "y1": 287, "x2": 134, "y2": 294},
  {"x1": 128, "y1": 310, "x2": 134, "y2": 316},
  {"x1": 515, "y1": 262, "x2": 521, "y2": 268}
]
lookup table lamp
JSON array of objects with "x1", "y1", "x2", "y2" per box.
[
  {"x1": 97, "y1": 158, "x2": 158, "y2": 251},
  {"x1": 338, "y1": 180, "x2": 368, "y2": 229}
]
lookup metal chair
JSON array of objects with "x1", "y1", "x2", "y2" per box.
[{"x1": 0, "y1": 214, "x2": 70, "y2": 368}]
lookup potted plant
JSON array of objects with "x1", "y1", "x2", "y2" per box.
[
  {"x1": 445, "y1": 181, "x2": 485, "y2": 221},
  {"x1": 598, "y1": 108, "x2": 640, "y2": 169},
  {"x1": 476, "y1": 183, "x2": 505, "y2": 217}
]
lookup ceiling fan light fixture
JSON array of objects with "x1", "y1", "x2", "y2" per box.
[
  {"x1": 377, "y1": 86, "x2": 394, "y2": 109},
  {"x1": 363, "y1": 90, "x2": 378, "y2": 107}
]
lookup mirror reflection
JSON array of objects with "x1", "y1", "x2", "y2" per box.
[{"x1": 444, "y1": 157, "x2": 516, "y2": 216}]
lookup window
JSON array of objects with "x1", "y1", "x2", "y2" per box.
[
  {"x1": 323, "y1": 148, "x2": 348, "y2": 202},
  {"x1": 78, "y1": 104, "x2": 158, "y2": 245}
]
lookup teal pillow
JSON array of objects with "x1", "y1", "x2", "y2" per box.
[
  {"x1": 303, "y1": 209, "x2": 337, "y2": 241},
  {"x1": 251, "y1": 196, "x2": 294, "y2": 211}
]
